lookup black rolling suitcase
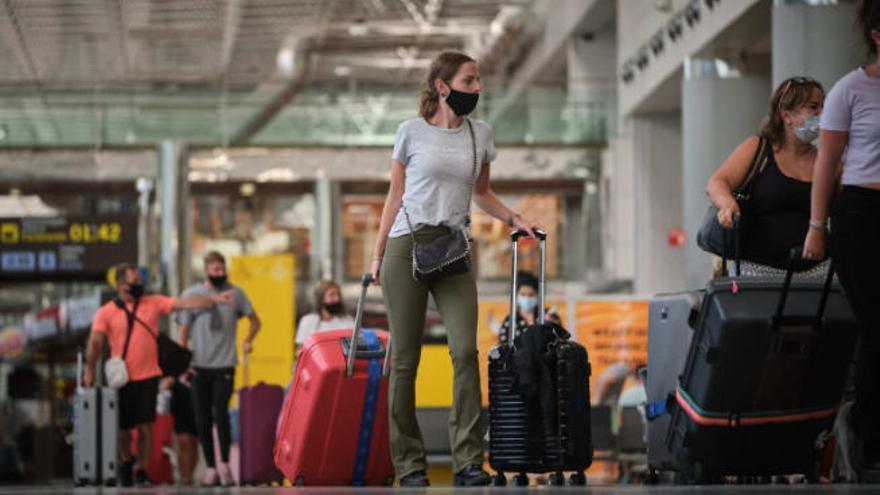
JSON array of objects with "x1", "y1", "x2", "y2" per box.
[
  {"x1": 668, "y1": 250, "x2": 858, "y2": 483},
  {"x1": 488, "y1": 229, "x2": 593, "y2": 486}
]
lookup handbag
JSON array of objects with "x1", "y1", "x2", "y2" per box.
[
  {"x1": 696, "y1": 135, "x2": 769, "y2": 273},
  {"x1": 404, "y1": 119, "x2": 478, "y2": 283},
  {"x1": 116, "y1": 297, "x2": 193, "y2": 377},
  {"x1": 105, "y1": 297, "x2": 138, "y2": 388}
]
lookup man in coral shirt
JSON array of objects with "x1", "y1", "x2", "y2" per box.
[{"x1": 83, "y1": 263, "x2": 232, "y2": 486}]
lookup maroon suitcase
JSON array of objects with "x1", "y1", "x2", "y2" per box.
[{"x1": 239, "y1": 360, "x2": 285, "y2": 486}]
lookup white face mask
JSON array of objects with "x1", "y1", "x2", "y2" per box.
[{"x1": 794, "y1": 115, "x2": 820, "y2": 144}]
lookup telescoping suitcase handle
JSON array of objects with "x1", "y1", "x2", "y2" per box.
[
  {"x1": 508, "y1": 229, "x2": 547, "y2": 347},
  {"x1": 345, "y1": 273, "x2": 391, "y2": 377},
  {"x1": 772, "y1": 247, "x2": 835, "y2": 330}
]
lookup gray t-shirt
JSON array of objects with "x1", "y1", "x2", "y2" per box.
[
  {"x1": 389, "y1": 117, "x2": 497, "y2": 238},
  {"x1": 176, "y1": 283, "x2": 254, "y2": 369}
]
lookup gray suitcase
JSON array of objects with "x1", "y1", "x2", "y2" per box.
[
  {"x1": 73, "y1": 352, "x2": 118, "y2": 486},
  {"x1": 645, "y1": 291, "x2": 702, "y2": 474}
]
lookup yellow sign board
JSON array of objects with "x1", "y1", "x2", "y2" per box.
[{"x1": 229, "y1": 254, "x2": 296, "y2": 402}]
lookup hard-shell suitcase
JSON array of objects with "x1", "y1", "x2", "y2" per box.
[
  {"x1": 274, "y1": 273, "x2": 394, "y2": 486},
  {"x1": 73, "y1": 352, "x2": 118, "y2": 486},
  {"x1": 645, "y1": 291, "x2": 702, "y2": 473},
  {"x1": 668, "y1": 252, "x2": 858, "y2": 483},
  {"x1": 488, "y1": 230, "x2": 592, "y2": 487},
  {"x1": 239, "y1": 359, "x2": 285, "y2": 486},
  {"x1": 130, "y1": 414, "x2": 174, "y2": 484}
]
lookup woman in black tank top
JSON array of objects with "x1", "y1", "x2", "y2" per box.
[{"x1": 705, "y1": 77, "x2": 831, "y2": 276}]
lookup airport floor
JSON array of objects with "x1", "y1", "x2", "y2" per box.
[{"x1": 1, "y1": 484, "x2": 879, "y2": 494}]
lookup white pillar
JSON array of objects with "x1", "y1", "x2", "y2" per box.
[
  {"x1": 157, "y1": 140, "x2": 190, "y2": 295},
  {"x1": 772, "y1": 0, "x2": 862, "y2": 90},
  {"x1": 682, "y1": 59, "x2": 769, "y2": 289}
]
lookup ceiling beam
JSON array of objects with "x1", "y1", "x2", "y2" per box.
[
  {"x1": 487, "y1": 0, "x2": 604, "y2": 124},
  {"x1": 220, "y1": 0, "x2": 245, "y2": 71}
]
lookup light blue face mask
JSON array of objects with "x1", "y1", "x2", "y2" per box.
[
  {"x1": 517, "y1": 295, "x2": 538, "y2": 313},
  {"x1": 794, "y1": 115, "x2": 820, "y2": 144}
]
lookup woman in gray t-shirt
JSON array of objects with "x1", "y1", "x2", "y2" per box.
[{"x1": 370, "y1": 52, "x2": 539, "y2": 487}]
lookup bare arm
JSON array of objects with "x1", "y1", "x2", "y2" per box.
[
  {"x1": 178, "y1": 324, "x2": 191, "y2": 347},
  {"x1": 471, "y1": 162, "x2": 540, "y2": 236},
  {"x1": 370, "y1": 160, "x2": 406, "y2": 283},
  {"x1": 706, "y1": 135, "x2": 762, "y2": 228},
  {"x1": 172, "y1": 291, "x2": 232, "y2": 311},
  {"x1": 803, "y1": 130, "x2": 848, "y2": 259},
  {"x1": 242, "y1": 312, "x2": 261, "y2": 354},
  {"x1": 83, "y1": 331, "x2": 106, "y2": 387}
]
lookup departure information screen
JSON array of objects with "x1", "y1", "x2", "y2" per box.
[{"x1": 0, "y1": 216, "x2": 137, "y2": 281}]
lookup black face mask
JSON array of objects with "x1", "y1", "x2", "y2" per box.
[
  {"x1": 208, "y1": 275, "x2": 227, "y2": 289},
  {"x1": 127, "y1": 283, "x2": 145, "y2": 299},
  {"x1": 324, "y1": 302, "x2": 344, "y2": 315},
  {"x1": 444, "y1": 86, "x2": 479, "y2": 116}
]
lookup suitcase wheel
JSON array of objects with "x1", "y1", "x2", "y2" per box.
[
  {"x1": 549, "y1": 472, "x2": 565, "y2": 486},
  {"x1": 294, "y1": 475, "x2": 305, "y2": 487},
  {"x1": 491, "y1": 473, "x2": 507, "y2": 486},
  {"x1": 568, "y1": 472, "x2": 587, "y2": 486},
  {"x1": 513, "y1": 473, "x2": 529, "y2": 486},
  {"x1": 384, "y1": 476, "x2": 394, "y2": 486}
]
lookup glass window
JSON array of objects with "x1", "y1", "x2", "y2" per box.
[
  {"x1": 341, "y1": 192, "x2": 566, "y2": 281},
  {"x1": 190, "y1": 192, "x2": 313, "y2": 280}
]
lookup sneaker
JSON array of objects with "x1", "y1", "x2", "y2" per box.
[
  {"x1": 134, "y1": 468, "x2": 152, "y2": 487},
  {"x1": 453, "y1": 464, "x2": 491, "y2": 486},
  {"x1": 119, "y1": 458, "x2": 135, "y2": 487},
  {"x1": 836, "y1": 401, "x2": 863, "y2": 482},
  {"x1": 217, "y1": 463, "x2": 235, "y2": 487},
  {"x1": 399, "y1": 470, "x2": 430, "y2": 487},
  {"x1": 201, "y1": 467, "x2": 219, "y2": 487}
]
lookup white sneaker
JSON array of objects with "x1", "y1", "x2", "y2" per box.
[
  {"x1": 217, "y1": 463, "x2": 235, "y2": 487},
  {"x1": 201, "y1": 467, "x2": 219, "y2": 486}
]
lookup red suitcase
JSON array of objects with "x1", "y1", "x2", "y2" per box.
[
  {"x1": 129, "y1": 414, "x2": 174, "y2": 485},
  {"x1": 274, "y1": 274, "x2": 394, "y2": 486},
  {"x1": 239, "y1": 358, "x2": 285, "y2": 486}
]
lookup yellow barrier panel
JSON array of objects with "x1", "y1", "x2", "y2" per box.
[
  {"x1": 414, "y1": 344, "x2": 454, "y2": 408},
  {"x1": 229, "y1": 254, "x2": 295, "y2": 407}
]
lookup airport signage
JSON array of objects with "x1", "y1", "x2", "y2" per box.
[{"x1": 0, "y1": 215, "x2": 137, "y2": 281}]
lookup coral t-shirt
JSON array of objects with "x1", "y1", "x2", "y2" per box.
[{"x1": 91, "y1": 295, "x2": 175, "y2": 382}]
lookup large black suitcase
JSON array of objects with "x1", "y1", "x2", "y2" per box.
[
  {"x1": 668, "y1": 252, "x2": 858, "y2": 483},
  {"x1": 487, "y1": 230, "x2": 593, "y2": 486}
]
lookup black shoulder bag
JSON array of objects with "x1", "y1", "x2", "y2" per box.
[
  {"x1": 119, "y1": 300, "x2": 193, "y2": 377},
  {"x1": 696, "y1": 135, "x2": 769, "y2": 275},
  {"x1": 403, "y1": 118, "x2": 478, "y2": 283}
]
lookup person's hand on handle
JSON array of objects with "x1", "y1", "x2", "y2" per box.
[
  {"x1": 242, "y1": 340, "x2": 254, "y2": 355},
  {"x1": 82, "y1": 367, "x2": 95, "y2": 388},
  {"x1": 716, "y1": 201, "x2": 741, "y2": 229},
  {"x1": 802, "y1": 224, "x2": 827, "y2": 260},
  {"x1": 179, "y1": 368, "x2": 196, "y2": 386},
  {"x1": 512, "y1": 215, "x2": 541, "y2": 239},
  {"x1": 370, "y1": 256, "x2": 382, "y2": 286}
]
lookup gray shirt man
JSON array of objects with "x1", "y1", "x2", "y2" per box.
[{"x1": 177, "y1": 283, "x2": 254, "y2": 369}]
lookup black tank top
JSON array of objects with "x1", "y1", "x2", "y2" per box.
[{"x1": 740, "y1": 145, "x2": 817, "y2": 270}]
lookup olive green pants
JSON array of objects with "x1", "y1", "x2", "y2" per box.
[{"x1": 380, "y1": 226, "x2": 483, "y2": 477}]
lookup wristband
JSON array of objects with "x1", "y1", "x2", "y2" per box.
[{"x1": 808, "y1": 219, "x2": 827, "y2": 231}]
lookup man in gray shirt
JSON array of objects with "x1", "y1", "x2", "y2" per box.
[{"x1": 177, "y1": 251, "x2": 260, "y2": 486}]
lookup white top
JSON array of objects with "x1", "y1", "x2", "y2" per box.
[
  {"x1": 295, "y1": 313, "x2": 355, "y2": 345},
  {"x1": 820, "y1": 67, "x2": 880, "y2": 185},
  {"x1": 389, "y1": 117, "x2": 497, "y2": 238}
]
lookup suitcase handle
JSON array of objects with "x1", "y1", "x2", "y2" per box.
[
  {"x1": 772, "y1": 247, "x2": 835, "y2": 330},
  {"x1": 346, "y1": 273, "x2": 391, "y2": 377},
  {"x1": 508, "y1": 229, "x2": 547, "y2": 346}
]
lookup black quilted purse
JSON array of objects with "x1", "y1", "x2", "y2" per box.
[{"x1": 404, "y1": 119, "x2": 478, "y2": 283}]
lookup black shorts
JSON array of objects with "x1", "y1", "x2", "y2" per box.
[
  {"x1": 118, "y1": 376, "x2": 160, "y2": 430},
  {"x1": 170, "y1": 380, "x2": 198, "y2": 436}
]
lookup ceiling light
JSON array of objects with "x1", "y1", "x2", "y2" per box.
[
  {"x1": 667, "y1": 18, "x2": 683, "y2": 41},
  {"x1": 650, "y1": 31, "x2": 664, "y2": 56},
  {"x1": 334, "y1": 65, "x2": 352, "y2": 77},
  {"x1": 685, "y1": 2, "x2": 701, "y2": 27},
  {"x1": 240, "y1": 183, "x2": 256, "y2": 197},
  {"x1": 0, "y1": 124, "x2": 8, "y2": 141},
  {"x1": 348, "y1": 22, "x2": 369, "y2": 37}
]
